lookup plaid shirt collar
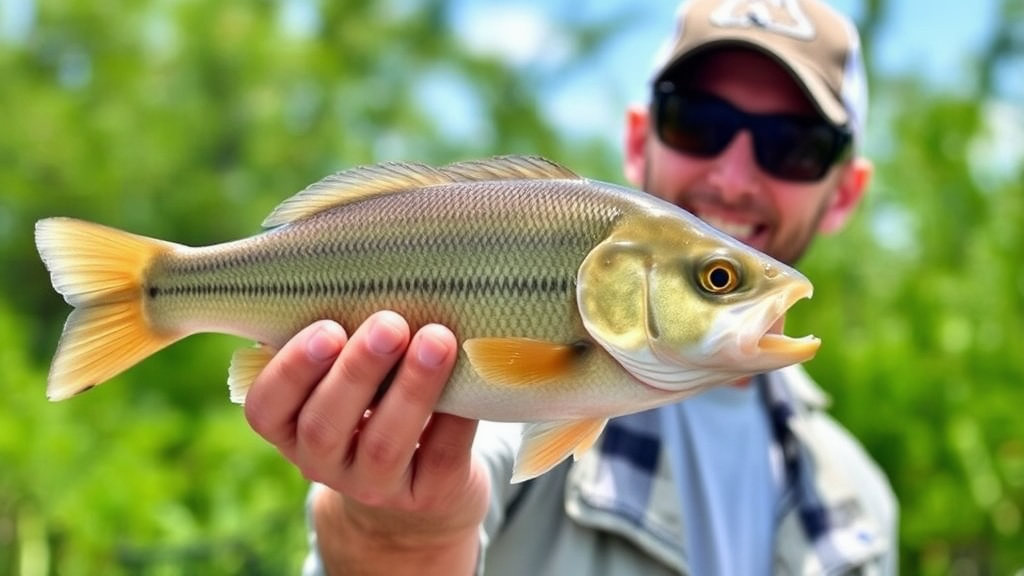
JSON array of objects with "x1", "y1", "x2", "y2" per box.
[{"x1": 564, "y1": 366, "x2": 885, "y2": 575}]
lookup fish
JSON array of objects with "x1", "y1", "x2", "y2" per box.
[{"x1": 34, "y1": 155, "x2": 820, "y2": 482}]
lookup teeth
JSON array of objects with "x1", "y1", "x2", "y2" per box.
[{"x1": 698, "y1": 214, "x2": 754, "y2": 239}]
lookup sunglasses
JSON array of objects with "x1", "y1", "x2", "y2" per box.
[{"x1": 652, "y1": 82, "x2": 853, "y2": 182}]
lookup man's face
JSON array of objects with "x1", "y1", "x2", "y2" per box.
[{"x1": 624, "y1": 49, "x2": 870, "y2": 265}]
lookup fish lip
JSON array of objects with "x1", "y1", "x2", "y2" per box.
[
  {"x1": 650, "y1": 277, "x2": 819, "y2": 374},
  {"x1": 750, "y1": 281, "x2": 820, "y2": 363}
]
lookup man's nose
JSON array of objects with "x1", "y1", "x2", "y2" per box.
[{"x1": 707, "y1": 130, "x2": 760, "y2": 202}]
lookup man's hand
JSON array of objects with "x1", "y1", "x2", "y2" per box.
[{"x1": 244, "y1": 312, "x2": 490, "y2": 575}]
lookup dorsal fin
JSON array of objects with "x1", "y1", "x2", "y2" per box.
[
  {"x1": 262, "y1": 155, "x2": 580, "y2": 228},
  {"x1": 441, "y1": 155, "x2": 579, "y2": 182},
  {"x1": 262, "y1": 161, "x2": 449, "y2": 228}
]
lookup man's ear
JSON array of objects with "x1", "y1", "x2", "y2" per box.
[
  {"x1": 623, "y1": 104, "x2": 650, "y2": 188},
  {"x1": 818, "y1": 156, "x2": 872, "y2": 234}
]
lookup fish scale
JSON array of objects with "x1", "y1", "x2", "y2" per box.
[{"x1": 144, "y1": 180, "x2": 616, "y2": 350}]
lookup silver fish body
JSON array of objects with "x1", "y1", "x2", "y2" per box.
[{"x1": 35, "y1": 155, "x2": 820, "y2": 480}]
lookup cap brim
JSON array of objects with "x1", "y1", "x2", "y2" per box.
[{"x1": 657, "y1": 38, "x2": 849, "y2": 127}]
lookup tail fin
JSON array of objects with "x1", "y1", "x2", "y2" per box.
[{"x1": 35, "y1": 218, "x2": 183, "y2": 401}]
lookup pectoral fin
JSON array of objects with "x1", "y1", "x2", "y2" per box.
[
  {"x1": 463, "y1": 337, "x2": 590, "y2": 387},
  {"x1": 227, "y1": 344, "x2": 276, "y2": 404},
  {"x1": 511, "y1": 418, "x2": 609, "y2": 483}
]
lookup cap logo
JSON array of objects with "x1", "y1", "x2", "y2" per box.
[{"x1": 709, "y1": 0, "x2": 815, "y2": 40}]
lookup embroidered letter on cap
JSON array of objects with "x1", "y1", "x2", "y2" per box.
[{"x1": 710, "y1": 0, "x2": 815, "y2": 40}]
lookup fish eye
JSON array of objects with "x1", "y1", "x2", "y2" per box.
[{"x1": 698, "y1": 258, "x2": 740, "y2": 294}]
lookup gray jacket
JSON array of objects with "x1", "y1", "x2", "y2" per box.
[{"x1": 475, "y1": 366, "x2": 898, "y2": 576}]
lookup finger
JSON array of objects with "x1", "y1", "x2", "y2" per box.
[
  {"x1": 294, "y1": 311, "x2": 411, "y2": 478},
  {"x1": 351, "y1": 323, "x2": 458, "y2": 487},
  {"x1": 245, "y1": 320, "x2": 348, "y2": 450}
]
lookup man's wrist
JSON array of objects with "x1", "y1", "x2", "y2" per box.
[{"x1": 312, "y1": 487, "x2": 479, "y2": 576}]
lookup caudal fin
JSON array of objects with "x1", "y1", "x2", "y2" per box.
[{"x1": 35, "y1": 218, "x2": 183, "y2": 401}]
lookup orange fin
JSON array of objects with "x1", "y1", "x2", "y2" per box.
[
  {"x1": 35, "y1": 217, "x2": 179, "y2": 306},
  {"x1": 463, "y1": 337, "x2": 590, "y2": 387},
  {"x1": 512, "y1": 418, "x2": 609, "y2": 483},
  {"x1": 227, "y1": 344, "x2": 277, "y2": 404},
  {"x1": 34, "y1": 218, "x2": 182, "y2": 400},
  {"x1": 46, "y1": 303, "x2": 179, "y2": 401}
]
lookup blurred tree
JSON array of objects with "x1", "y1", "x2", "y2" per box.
[{"x1": 789, "y1": 1, "x2": 1024, "y2": 575}]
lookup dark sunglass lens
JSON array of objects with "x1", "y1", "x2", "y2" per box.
[
  {"x1": 656, "y1": 92, "x2": 737, "y2": 157},
  {"x1": 756, "y1": 120, "x2": 844, "y2": 182},
  {"x1": 655, "y1": 85, "x2": 850, "y2": 182}
]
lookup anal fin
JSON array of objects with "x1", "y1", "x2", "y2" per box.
[
  {"x1": 228, "y1": 344, "x2": 276, "y2": 404},
  {"x1": 512, "y1": 418, "x2": 609, "y2": 483}
]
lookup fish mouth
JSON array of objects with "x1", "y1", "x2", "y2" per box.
[
  {"x1": 750, "y1": 281, "x2": 820, "y2": 364},
  {"x1": 757, "y1": 332, "x2": 820, "y2": 361}
]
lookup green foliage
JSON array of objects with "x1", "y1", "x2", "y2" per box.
[
  {"x1": 790, "y1": 81, "x2": 1024, "y2": 575},
  {"x1": 1, "y1": 0, "x2": 1021, "y2": 574},
  {"x1": 785, "y1": 3, "x2": 1024, "y2": 570}
]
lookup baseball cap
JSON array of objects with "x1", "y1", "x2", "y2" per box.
[{"x1": 651, "y1": 0, "x2": 868, "y2": 147}]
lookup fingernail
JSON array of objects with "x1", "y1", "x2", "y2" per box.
[
  {"x1": 307, "y1": 324, "x2": 344, "y2": 361},
  {"x1": 416, "y1": 328, "x2": 450, "y2": 367},
  {"x1": 368, "y1": 315, "x2": 404, "y2": 355}
]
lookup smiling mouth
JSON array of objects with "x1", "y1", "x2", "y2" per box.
[{"x1": 698, "y1": 213, "x2": 766, "y2": 243}]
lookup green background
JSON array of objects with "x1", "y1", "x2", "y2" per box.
[{"x1": 1, "y1": 1, "x2": 1021, "y2": 574}]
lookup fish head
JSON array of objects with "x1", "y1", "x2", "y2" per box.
[{"x1": 577, "y1": 209, "x2": 819, "y2": 392}]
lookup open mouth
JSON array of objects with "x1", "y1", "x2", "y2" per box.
[{"x1": 753, "y1": 282, "x2": 820, "y2": 362}]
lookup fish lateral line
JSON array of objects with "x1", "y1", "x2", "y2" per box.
[{"x1": 146, "y1": 274, "x2": 578, "y2": 301}]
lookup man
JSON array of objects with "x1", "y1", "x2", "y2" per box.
[{"x1": 243, "y1": 0, "x2": 898, "y2": 574}]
